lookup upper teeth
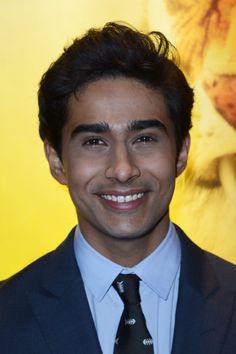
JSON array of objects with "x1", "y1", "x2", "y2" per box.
[{"x1": 101, "y1": 193, "x2": 144, "y2": 203}]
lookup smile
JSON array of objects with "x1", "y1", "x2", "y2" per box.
[{"x1": 101, "y1": 193, "x2": 144, "y2": 203}]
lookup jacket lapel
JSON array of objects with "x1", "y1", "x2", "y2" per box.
[
  {"x1": 172, "y1": 226, "x2": 235, "y2": 354},
  {"x1": 28, "y1": 230, "x2": 102, "y2": 354}
]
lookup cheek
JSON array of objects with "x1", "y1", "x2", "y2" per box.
[
  {"x1": 65, "y1": 155, "x2": 105, "y2": 197},
  {"x1": 143, "y1": 154, "x2": 177, "y2": 180}
]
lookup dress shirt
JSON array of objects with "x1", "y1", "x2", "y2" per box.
[{"x1": 74, "y1": 223, "x2": 181, "y2": 354}]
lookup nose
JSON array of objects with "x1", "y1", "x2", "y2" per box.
[
  {"x1": 105, "y1": 144, "x2": 140, "y2": 183},
  {"x1": 203, "y1": 73, "x2": 236, "y2": 129}
]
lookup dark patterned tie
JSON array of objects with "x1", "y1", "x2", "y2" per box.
[{"x1": 113, "y1": 274, "x2": 154, "y2": 354}]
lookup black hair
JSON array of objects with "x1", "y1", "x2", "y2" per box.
[{"x1": 38, "y1": 22, "x2": 193, "y2": 157}]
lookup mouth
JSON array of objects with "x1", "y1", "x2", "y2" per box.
[
  {"x1": 100, "y1": 192, "x2": 144, "y2": 203},
  {"x1": 195, "y1": 153, "x2": 236, "y2": 190},
  {"x1": 98, "y1": 191, "x2": 147, "y2": 211}
]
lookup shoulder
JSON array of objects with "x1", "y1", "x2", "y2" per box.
[
  {"x1": 175, "y1": 224, "x2": 236, "y2": 291},
  {"x1": 0, "y1": 249, "x2": 57, "y2": 347},
  {"x1": 0, "y1": 250, "x2": 55, "y2": 306},
  {"x1": 205, "y1": 251, "x2": 236, "y2": 288},
  {"x1": 0, "y1": 228, "x2": 76, "y2": 302}
]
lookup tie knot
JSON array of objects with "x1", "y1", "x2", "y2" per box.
[{"x1": 113, "y1": 274, "x2": 141, "y2": 305}]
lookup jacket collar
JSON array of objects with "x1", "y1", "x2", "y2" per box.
[
  {"x1": 172, "y1": 225, "x2": 234, "y2": 354},
  {"x1": 176, "y1": 224, "x2": 220, "y2": 297},
  {"x1": 28, "y1": 228, "x2": 102, "y2": 354}
]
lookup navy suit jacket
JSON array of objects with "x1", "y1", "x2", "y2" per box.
[{"x1": 0, "y1": 226, "x2": 236, "y2": 354}]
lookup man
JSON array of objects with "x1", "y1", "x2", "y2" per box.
[{"x1": 0, "y1": 22, "x2": 235, "y2": 354}]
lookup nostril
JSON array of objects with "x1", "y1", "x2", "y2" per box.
[
  {"x1": 212, "y1": 80, "x2": 218, "y2": 87},
  {"x1": 203, "y1": 74, "x2": 236, "y2": 129}
]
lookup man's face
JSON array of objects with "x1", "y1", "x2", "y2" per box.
[{"x1": 46, "y1": 77, "x2": 189, "y2": 252}]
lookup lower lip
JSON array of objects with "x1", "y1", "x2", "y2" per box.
[{"x1": 98, "y1": 193, "x2": 147, "y2": 211}]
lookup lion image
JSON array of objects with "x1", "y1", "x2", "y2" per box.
[{"x1": 159, "y1": 0, "x2": 236, "y2": 262}]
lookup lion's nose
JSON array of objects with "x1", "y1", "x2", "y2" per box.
[{"x1": 203, "y1": 73, "x2": 236, "y2": 129}]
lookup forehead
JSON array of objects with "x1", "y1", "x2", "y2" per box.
[{"x1": 66, "y1": 77, "x2": 172, "y2": 131}]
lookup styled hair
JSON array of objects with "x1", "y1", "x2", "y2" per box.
[{"x1": 38, "y1": 22, "x2": 193, "y2": 157}]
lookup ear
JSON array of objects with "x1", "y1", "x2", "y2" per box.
[
  {"x1": 44, "y1": 140, "x2": 67, "y2": 185},
  {"x1": 176, "y1": 134, "x2": 191, "y2": 176}
]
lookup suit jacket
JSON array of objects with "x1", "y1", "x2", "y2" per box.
[{"x1": 0, "y1": 226, "x2": 236, "y2": 354}]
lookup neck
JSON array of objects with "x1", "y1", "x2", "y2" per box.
[{"x1": 80, "y1": 220, "x2": 169, "y2": 267}]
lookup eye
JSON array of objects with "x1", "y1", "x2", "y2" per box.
[
  {"x1": 82, "y1": 138, "x2": 104, "y2": 145},
  {"x1": 135, "y1": 135, "x2": 156, "y2": 143},
  {"x1": 82, "y1": 137, "x2": 106, "y2": 146}
]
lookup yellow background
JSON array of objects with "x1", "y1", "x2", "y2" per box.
[{"x1": 1, "y1": 0, "x2": 235, "y2": 279}]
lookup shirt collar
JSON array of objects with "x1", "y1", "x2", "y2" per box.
[{"x1": 74, "y1": 223, "x2": 181, "y2": 302}]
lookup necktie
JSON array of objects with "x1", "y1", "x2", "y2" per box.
[{"x1": 113, "y1": 274, "x2": 154, "y2": 354}]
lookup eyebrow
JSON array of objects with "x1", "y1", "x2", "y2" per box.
[
  {"x1": 71, "y1": 122, "x2": 110, "y2": 138},
  {"x1": 71, "y1": 119, "x2": 166, "y2": 139},
  {"x1": 127, "y1": 119, "x2": 167, "y2": 132}
]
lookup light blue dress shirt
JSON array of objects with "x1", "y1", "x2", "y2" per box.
[{"x1": 74, "y1": 223, "x2": 181, "y2": 354}]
